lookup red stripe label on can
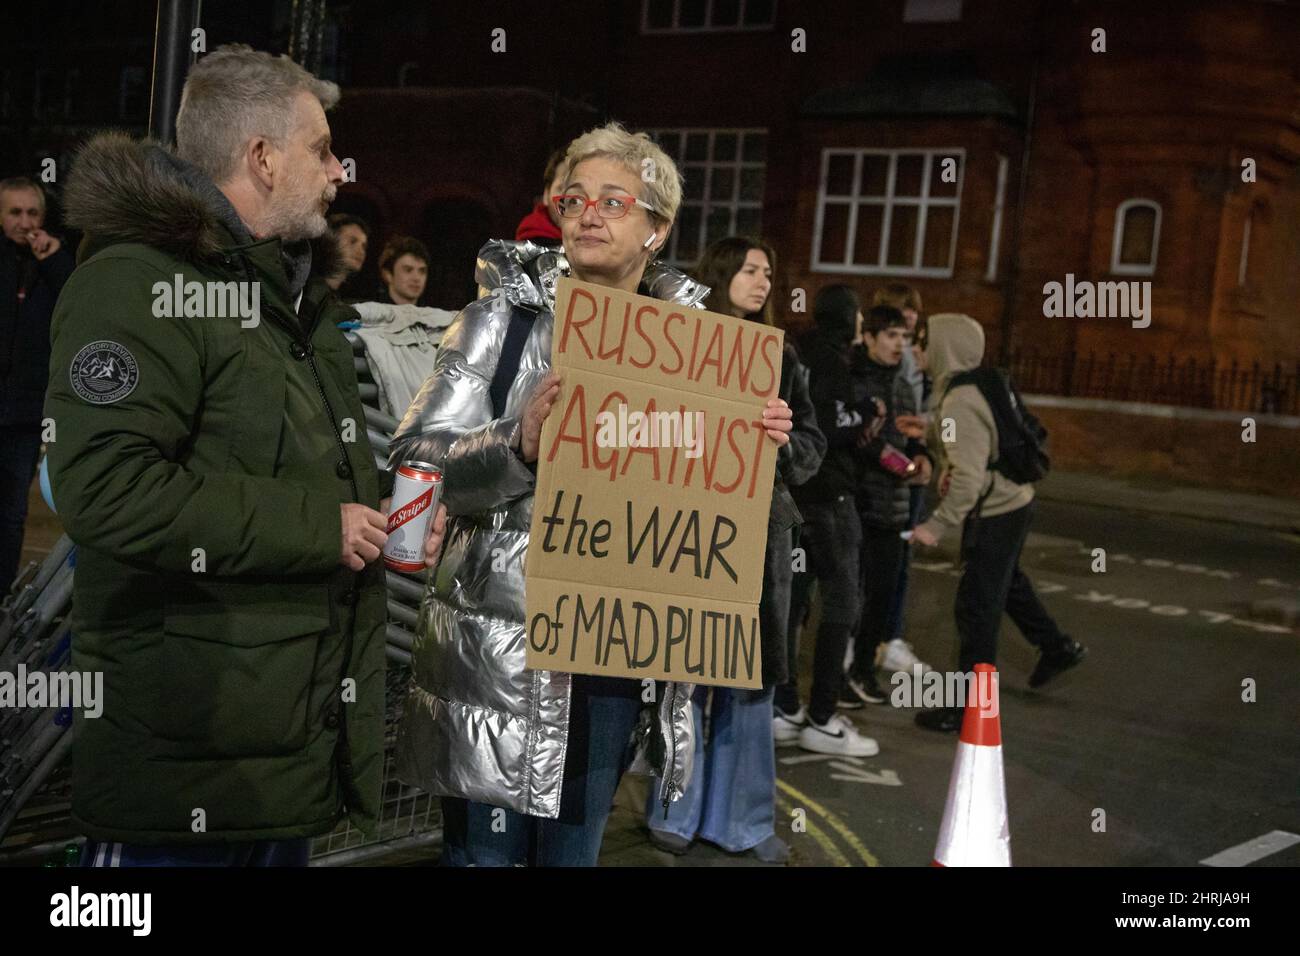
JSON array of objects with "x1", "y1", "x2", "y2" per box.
[{"x1": 387, "y1": 487, "x2": 433, "y2": 534}]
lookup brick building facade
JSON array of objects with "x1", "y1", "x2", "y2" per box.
[
  {"x1": 331, "y1": 0, "x2": 1300, "y2": 403},
  {"x1": 4, "y1": 0, "x2": 1296, "y2": 399}
]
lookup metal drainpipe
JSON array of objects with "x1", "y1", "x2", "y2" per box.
[
  {"x1": 997, "y1": 0, "x2": 1045, "y2": 367},
  {"x1": 147, "y1": 0, "x2": 203, "y2": 145}
]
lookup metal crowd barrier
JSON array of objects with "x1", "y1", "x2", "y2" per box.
[{"x1": 0, "y1": 332, "x2": 441, "y2": 866}]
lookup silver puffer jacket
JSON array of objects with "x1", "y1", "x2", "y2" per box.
[{"x1": 390, "y1": 239, "x2": 710, "y2": 818}]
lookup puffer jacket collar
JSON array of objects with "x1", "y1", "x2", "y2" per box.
[{"x1": 475, "y1": 238, "x2": 711, "y2": 314}]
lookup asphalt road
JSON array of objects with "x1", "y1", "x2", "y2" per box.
[
  {"x1": 600, "y1": 497, "x2": 1300, "y2": 867},
  {"x1": 14, "y1": 485, "x2": 1297, "y2": 867}
]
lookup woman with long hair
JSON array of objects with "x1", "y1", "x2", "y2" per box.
[{"x1": 644, "y1": 236, "x2": 826, "y2": 863}]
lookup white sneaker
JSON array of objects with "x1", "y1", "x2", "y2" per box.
[
  {"x1": 879, "y1": 638, "x2": 930, "y2": 674},
  {"x1": 798, "y1": 714, "x2": 880, "y2": 757},
  {"x1": 773, "y1": 706, "x2": 807, "y2": 745}
]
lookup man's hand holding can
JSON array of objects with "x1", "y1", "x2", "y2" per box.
[{"x1": 340, "y1": 503, "x2": 388, "y2": 571}]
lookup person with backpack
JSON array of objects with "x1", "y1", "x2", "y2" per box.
[{"x1": 911, "y1": 313, "x2": 1087, "y2": 732}]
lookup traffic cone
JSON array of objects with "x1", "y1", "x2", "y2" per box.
[{"x1": 931, "y1": 663, "x2": 1011, "y2": 866}]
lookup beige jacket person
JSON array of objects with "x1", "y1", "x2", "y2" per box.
[{"x1": 917, "y1": 313, "x2": 1033, "y2": 544}]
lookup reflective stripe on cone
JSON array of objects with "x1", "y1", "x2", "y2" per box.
[{"x1": 932, "y1": 663, "x2": 1011, "y2": 867}]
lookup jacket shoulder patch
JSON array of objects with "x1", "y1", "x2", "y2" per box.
[{"x1": 70, "y1": 340, "x2": 139, "y2": 405}]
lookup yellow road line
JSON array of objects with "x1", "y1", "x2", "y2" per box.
[
  {"x1": 775, "y1": 795, "x2": 850, "y2": 867},
  {"x1": 777, "y1": 778, "x2": 881, "y2": 867}
]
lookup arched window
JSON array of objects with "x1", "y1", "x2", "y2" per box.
[{"x1": 1110, "y1": 199, "x2": 1161, "y2": 276}]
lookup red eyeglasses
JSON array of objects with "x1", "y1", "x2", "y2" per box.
[{"x1": 551, "y1": 194, "x2": 658, "y2": 220}]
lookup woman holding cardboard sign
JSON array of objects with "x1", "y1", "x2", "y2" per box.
[
  {"x1": 643, "y1": 237, "x2": 826, "y2": 863},
  {"x1": 389, "y1": 123, "x2": 795, "y2": 866}
]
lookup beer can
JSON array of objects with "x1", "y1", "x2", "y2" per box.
[{"x1": 383, "y1": 461, "x2": 444, "y2": 573}]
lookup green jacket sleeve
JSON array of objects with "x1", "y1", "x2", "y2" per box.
[{"x1": 46, "y1": 255, "x2": 342, "y2": 576}]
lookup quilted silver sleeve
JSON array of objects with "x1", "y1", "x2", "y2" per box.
[{"x1": 388, "y1": 301, "x2": 536, "y2": 515}]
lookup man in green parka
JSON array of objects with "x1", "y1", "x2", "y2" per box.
[{"x1": 45, "y1": 45, "x2": 445, "y2": 866}]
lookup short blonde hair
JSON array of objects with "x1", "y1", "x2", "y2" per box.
[{"x1": 561, "y1": 122, "x2": 682, "y2": 226}]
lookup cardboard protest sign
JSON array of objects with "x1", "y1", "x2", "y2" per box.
[{"x1": 524, "y1": 277, "x2": 783, "y2": 688}]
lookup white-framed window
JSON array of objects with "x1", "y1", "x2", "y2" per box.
[
  {"x1": 641, "y1": 0, "x2": 776, "y2": 34},
  {"x1": 811, "y1": 148, "x2": 964, "y2": 277},
  {"x1": 1110, "y1": 198, "x2": 1161, "y2": 275},
  {"x1": 649, "y1": 128, "x2": 767, "y2": 267},
  {"x1": 985, "y1": 153, "x2": 1008, "y2": 282}
]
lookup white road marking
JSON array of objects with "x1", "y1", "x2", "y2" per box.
[
  {"x1": 912, "y1": 565, "x2": 1295, "y2": 634},
  {"x1": 779, "y1": 753, "x2": 839, "y2": 766},
  {"x1": 829, "y1": 761, "x2": 903, "y2": 786},
  {"x1": 1199, "y1": 830, "x2": 1300, "y2": 867}
]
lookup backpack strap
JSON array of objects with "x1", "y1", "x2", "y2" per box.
[{"x1": 489, "y1": 309, "x2": 536, "y2": 419}]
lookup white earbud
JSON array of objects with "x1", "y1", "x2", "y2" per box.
[{"x1": 643, "y1": 234, "x2": 657, "y2": 250}]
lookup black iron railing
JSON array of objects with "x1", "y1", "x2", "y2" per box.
[{"x1": 1008, "y1": 352, "x2": 1300, "y2": 416}]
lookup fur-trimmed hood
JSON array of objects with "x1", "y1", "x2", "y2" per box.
[
  {"x1": 65, "y1": 132, "x2": 245, "y2": 263},
  {"x1": 63, "y1": 132, "x2": 341, "y2": 290}
]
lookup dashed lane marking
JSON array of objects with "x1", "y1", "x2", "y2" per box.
[{"x1": 1200, "y1": 830, "x2": 1300, "y2": 867}]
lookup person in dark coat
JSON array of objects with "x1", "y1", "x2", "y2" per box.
[
  {"x1": 45, "y1": 45, "x2": 446, "y2": 866},
  {"x1": 644, "y1": 237, "x2": 824, "y2": 864},
  {"x1": 779, "y1": 285, "x2": 885, "y2": 760},
  {"x1": 0, "y1": 177, "x2": 74, "y2": 594},
  {"x1": 841, "y1": 305, "x2": 931, "y2": 707}
]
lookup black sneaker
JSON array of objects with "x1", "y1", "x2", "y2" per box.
[
  {"x1": 836, "y1": 684, "x2": 866, "y2": 710},
  {"x1": 914, "y1": 707, "x2": 962, "y2": 733},
  {"x1": 842, "y1": 670, "x2": 888, "y2": 705},
  {"x1": 1028, "y1": 639, "x2": 1089, "y2": 689}
]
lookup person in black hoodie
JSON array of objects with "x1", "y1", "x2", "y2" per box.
[
  {"x1": 841, "y1": 305, "x2": 932, "y2": 707},
  {"x1": 779, "y1": 285, "x2": 883, "y2": 757},
  {"x1": 0, "y1": 177, "x2": 74, "y2": 594},
  {"x1": 644, "y1": 236, "x2": 825, "y2": 864}
]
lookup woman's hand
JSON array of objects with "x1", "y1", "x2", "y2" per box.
[
  {"x1": 422, "y1": 502, "x2": 449, "y2": 567},
  {"x1": 520, "y1": 371, "x2": 562, "y2": 463},
  {"x1": 761, "y1": 398, "x2": 793, "y2": 446}
]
